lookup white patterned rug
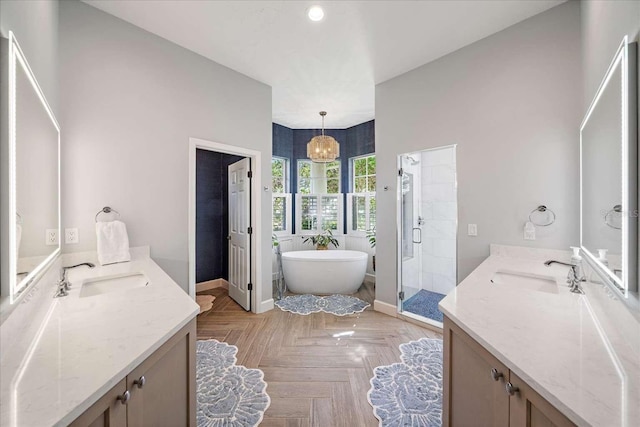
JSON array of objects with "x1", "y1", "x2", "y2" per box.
[
  {"x1": 275, "y1": 294, "x2": 370, "y2": 316},
  {"x1": 197, "y1": 340, "x2": 271, "y2": 426},
  {"x1": 367, "y1": 338, "x2": 443, "y2": 427}
]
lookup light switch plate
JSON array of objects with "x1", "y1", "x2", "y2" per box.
[
  {"x1": 467, "y1": 224, "x2": 478, "y2": 236},
  {"x1": 65, "y1": 228, "x2": 79, "y2": 244}
]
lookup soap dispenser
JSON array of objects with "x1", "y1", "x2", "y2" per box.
[
  {"x1": 570, "y1": 246, "x2": 585, "y2": 281},
  {"x1": 597, "y1": 249, "x2": 609, "y2": 267}
]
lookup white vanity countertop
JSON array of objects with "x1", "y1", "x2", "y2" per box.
[
  {"x1": 0, "y1": 248, "x2": 199, "y2": 427},
  {"x1": 439, "y1": 245, "x2": 640, "y2": 427}
]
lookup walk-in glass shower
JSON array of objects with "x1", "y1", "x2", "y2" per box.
[{"x1": 398, "y1": 146, "x2": 458, "y2": 326}]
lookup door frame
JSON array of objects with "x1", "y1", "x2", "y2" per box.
[
  {"x1": 396, "y1": 145, "x2": 458, "y2": 329},
  {"x1": 188, "y1": 137, "x2": 262, "y2": 313}
]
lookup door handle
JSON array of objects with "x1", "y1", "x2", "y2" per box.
[{"x1": 412, "y1": 227, "x2": 422, "y2": 244}]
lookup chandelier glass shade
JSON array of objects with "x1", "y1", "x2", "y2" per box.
[{"x1": 307, "y1": 111, "x2": 339, "y2": 163}]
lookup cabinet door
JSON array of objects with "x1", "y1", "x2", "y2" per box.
[
  {"x1": 127, "y1": 319, "x2": 196, "y2": 427},
  {"x1": 508, "y1": 372, "x2": 576, "y2": 427},
  {"x1": 443, "y1": 316, "x2": 509, "y2": 427},
  {"x1": 69, "y1": 379, "x2": 127, "y2": 427}
]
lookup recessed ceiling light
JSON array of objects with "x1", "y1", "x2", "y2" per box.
[{"x1": 307, "y1": 5, "x2": 324, "y2": 22}]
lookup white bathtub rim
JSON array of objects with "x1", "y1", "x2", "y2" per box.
[{"x1": 282, "y1": 250, "x2": 368, "y2": 262}]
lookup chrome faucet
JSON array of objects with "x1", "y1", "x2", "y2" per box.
[
  {"x1": 55, "y1": 262, "x2": 95, "y2": 298},
  {"x1": 544, "y1": 260, "x2": 584, "y2": 294}
]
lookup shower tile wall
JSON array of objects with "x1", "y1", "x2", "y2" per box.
[
  {"x1": 401, "y1": 156, "x2": 422, "y2": 302},
  {"x1": 421, "y1": 147, "x2": 457, "y2": 295}
]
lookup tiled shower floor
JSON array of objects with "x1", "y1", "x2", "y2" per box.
[{"x1": 402, "y1": 289, "x2": 446, "y2": 323}]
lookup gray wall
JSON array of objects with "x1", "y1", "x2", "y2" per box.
[
  {"x1": 581, "y1": 1, "x2": 640, "y2": 110},
  {"x1": 375, "y1": 2, "x2": 582, "y2": 305},
  {"x1": 0, "y1": 0, "x2": 58, "y2": 114},
  {"x1": 59, "y1": 1, "x2": 273, "y2": 303}
]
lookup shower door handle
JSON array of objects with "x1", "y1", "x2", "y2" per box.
[{"x1": 412, "y1": 227, "x2": 422, "y2": 244}]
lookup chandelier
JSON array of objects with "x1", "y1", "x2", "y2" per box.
[{"x1": 307, "y1": 111, "x2": 340, "y2": 163}]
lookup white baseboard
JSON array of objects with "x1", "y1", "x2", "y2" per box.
[
  {"x1": 258, "y1": 298, "x2": 274, "y2": 313},
  {"x1": 373, "y1": 299, "x2": 398, "y2": 318},
  {"x1": 196, "y1": 278, "x2": 229, "y2": 293},
  {"x1": 364, "y1": 273, "x2": 376, "y2": 284}
]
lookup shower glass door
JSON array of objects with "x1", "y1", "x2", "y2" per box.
[{"x1": 398, "y1": 146, "x2": 457, "y2": 327}]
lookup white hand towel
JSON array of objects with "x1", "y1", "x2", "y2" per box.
[{"x1": 96, "y1": 220, "x2": 131, "y2": 265}]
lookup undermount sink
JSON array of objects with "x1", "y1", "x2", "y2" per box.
[
  {"x1": 491, "y1": 271, "x2": 559, "y2": 294},
  {"x1": 79, "y1": 272, "x2": 150, "y2": 298}
]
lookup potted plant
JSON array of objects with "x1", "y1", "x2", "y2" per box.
[
  {"x1": 366, "y1": 228, "x2": 376, "y2": 271},
  {"x1": 303, "y1": 229, "x2": 339, "y2": 250}
]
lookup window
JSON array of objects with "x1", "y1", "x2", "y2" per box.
[
  {"x1": 272, "y1": 194, "x2": 291, "y2": 233},
  {"x1": 352, "y1": 155, "x2": 376, "y2": 193},
  {"x1": 296, "y1": 194, "x2": 343, "y2": 233},
  {"x1": 348, "y1": 155, "x2": 376, "y2": 234},
  {"x1": 295, "y1": 159, "x2": 343, "y2": 234},
  {"x1": 272, "y1": 157, "x2": 288, "y2": 193},
  {"x1": 347, "y1": 193, "x2": 376, "y2": 233},
  {"x1": 297, "y1": 160, "x2": 341, "y2": 194},
  {"x1": 272, "y1": 157, "x2": 291, "y2": 235}
]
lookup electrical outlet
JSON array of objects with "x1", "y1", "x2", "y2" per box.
[
  {"x1": 467, "y1": 224, "x2": 478, "y2": 237},
  {"x1": 45, "y1": 229, "x2": 58, "y2": 246},
  {"x1": 65, "y1": 228, "x2": 79, "y2": 244}
]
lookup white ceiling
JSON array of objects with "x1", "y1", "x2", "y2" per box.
[{"x1": 84, "y1": 0, "x2": 564, "y2": 129}]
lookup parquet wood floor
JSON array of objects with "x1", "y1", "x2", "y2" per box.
[{"x1": 196, "y1": 283, "x2": 442, "y2": 426}]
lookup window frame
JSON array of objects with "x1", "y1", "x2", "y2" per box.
[
  {"x1": 348, "y1": 154, "x2": 376, "y2": 236},
  {"x1": 351, "y1": 154, "x2": 376, "y2": 193},
  {"x1": 272, "y1": 193, "x2": 292, "y2": 236},
  {"x1": 347, "y1": 193, "x2": 376, "y2": 236},
  {"x1": 271, "y1": 156, "x2": 289, "y2": 193},
  {"x1": 272, "y1": 156, "x2": 291, "y2": 236}
]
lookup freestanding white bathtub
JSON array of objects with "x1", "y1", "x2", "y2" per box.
[{"x1": 281, "y1": 250, "x2": 368, "y2": 294}]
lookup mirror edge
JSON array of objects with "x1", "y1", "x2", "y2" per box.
[
  {"x1": 0, "y1": 31, "x2": 61, "y2": 311},
  {"x1": 580, "y1": 37, "x2": 638, "y2": 299}
]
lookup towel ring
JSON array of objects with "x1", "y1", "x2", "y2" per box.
[
  {"x1": 95, "y1": 206, "x2": 121, "y2": 223},
  {"x1": 604, "y1": 204, "x2": 622, "y2": 230},
  {"x1": 529, "y1": 205, "x2": 555, "y2": 227}
]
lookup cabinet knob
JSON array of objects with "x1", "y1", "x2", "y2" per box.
[
  {"x1": 117, "y1": 390, "x2": 131, "y2": 405},
  {"x1": 133, "y1": 375, "x2": 146, "y2": 389},
  {"x1": 505, "y1": 382, "x2": 519, "y2": 396},
  {"x1": 490, "y1": 368, "x2": 504, "y2": 381}
]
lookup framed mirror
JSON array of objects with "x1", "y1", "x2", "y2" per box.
[
  {"x1": 580, "y1": 37, "x2": 637, "y2": 296},
  {"x1": 1, "y1": 32, "x2": 60, "y2": 305}
]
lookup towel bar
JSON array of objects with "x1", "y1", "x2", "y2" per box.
[{"x1": 95, "y1": 206, "x2": 121, "y2": 223}]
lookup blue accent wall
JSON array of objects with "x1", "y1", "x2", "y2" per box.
[
  {"x1": 272, "y1": 120, "x2": 375, "y2": 233},
  {"x1": 272, "y1": 123, "x2": 293, "y2": 159},
  {"x1": 344, "y1": 120, "x2": 375, "y2": 192},
  {"x1": 196, "y1": 149, "x2": 244, "y2": 283}
]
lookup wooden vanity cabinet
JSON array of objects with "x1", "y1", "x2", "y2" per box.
[
  {"x1": 508, "y1": 371, "x2": 575, "y2": 427},
  {"x1": 443, "y1": 316, "x2": 575, "y2": 427},
  {"x1": 69, "y1": 379, "x2": 127, "y2": 427},
  {"x1": 70, "y1": 319, "x2": 196, "y2": 427}
]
